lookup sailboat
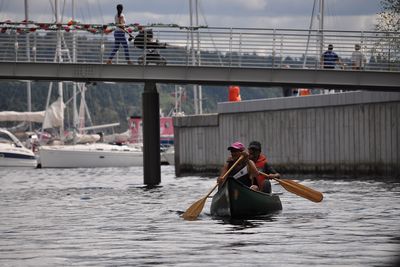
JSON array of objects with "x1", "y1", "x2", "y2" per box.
[
  {"x1": 38, "y1": 143, "x2": 142, "y2": 168},
  {"x1": 37, "y1": 86, "x2": 143, "y2": 168},
  {"x1": 37, "y1": 86, "x2": 144, "y2": 168}
]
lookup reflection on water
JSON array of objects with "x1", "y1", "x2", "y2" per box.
[{"x1": 0, "y1": 167, "x2": 399, "y2": 266}]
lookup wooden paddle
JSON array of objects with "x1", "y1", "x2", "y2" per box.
[
  {"x1": 260, "y1": 171, "x2": 323, "y2": 203},
  {"x1": 182, "y1": 155, "x2": 244, "y2": 220}
]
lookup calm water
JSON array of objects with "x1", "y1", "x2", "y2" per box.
[{"x1": 0, "y1": 166, "x2": 399, "y2": 267}]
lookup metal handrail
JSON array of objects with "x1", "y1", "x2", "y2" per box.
[{"x1": 0, "y1": 23, "x2": 399, "y2": 71}]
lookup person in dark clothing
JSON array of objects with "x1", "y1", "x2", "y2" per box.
[
  {"x1": 282, "y1": 86, "x2": 293, "y2": 97},
  {"x1": 248, "y1": 141, "x2": 280, "y2": 193},
  {"x1": 133, "y1": 29, "x2": 166, "y2": 49},
  {"x1": 133, "y1": 28, "x2": 167, "y2": 65},
  {"x1": 321, "y1": 44, "x2": 343, "y2": 69}
]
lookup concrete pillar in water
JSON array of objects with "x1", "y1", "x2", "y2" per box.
[{"x1": 142, "y1": 82, "x2": 161, "y2": 186}]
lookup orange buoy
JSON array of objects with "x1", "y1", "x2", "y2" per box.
[
  {"x1": 299, "y1": 88, "x2": 311, "y2": 96},
  {"x1": 228, "y1": 85, "x2": 241, "y2": 102}
]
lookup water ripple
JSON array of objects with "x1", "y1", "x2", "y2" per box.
[{"x1": 0, "y1": 167, "x2": 399, "y2": 266}]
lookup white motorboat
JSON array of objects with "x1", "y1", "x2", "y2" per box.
[
  {"x1": 161, "y1": 145, "x2": 174, "y2": 165},
  {"x1": 38, "y1": 143, "x2": 143, "y2": 168},
  {"x1": 0, "y1": 129, "x2": 37, "y2": 168}
]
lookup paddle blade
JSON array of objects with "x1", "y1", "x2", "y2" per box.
[
  {"x1": 182, "y1": 155, "x2": 244, "y2": 221},
  {"x1": 277, "y1": 178, "x2": 323, "y2": 203},
  {"x1": 182, "y1": 196, "x2": 208, "y2": 220}
]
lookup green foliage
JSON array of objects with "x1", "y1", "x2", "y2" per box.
[
  {"x1": 0, "y1": 81, "x2": 283, "y2": 132},
  {"x1": 374, "y1": 0, "x2": 400, "y2": 69},
  {"x1": 376, "y1": 0, "x2": 400, "y2": 32}
]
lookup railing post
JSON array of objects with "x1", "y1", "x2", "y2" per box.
[
  {"x1": 280, "y1": 35, "x2": 283, "y2": 67},
  {"x1": 14, "y1": 34, "x2": 19, "y2": 62},
  {"x1": 32, "y1": 32, "x2": 37, "y2": 62},
  {"x1": 239, "y1": 33, "x2": 242, "y2": 67},
  {"x1": 143, "y1": 29, "x2": 148, "y2": 65},
  {"x1": 272, "y1": 29, "x2": 276, "y2": 68},
  {"x1": 229, "y1": 28, "x2": 233, "y2": 67},
  {"x1": 360, "y1": 31, "x2": 365, "y2": 70},
  {"x1": 185, "y1": 29, "x2": 190, "y2": 66},
  {"x1": 100, "y1": 32, "x2": 105, "y2": 64}
]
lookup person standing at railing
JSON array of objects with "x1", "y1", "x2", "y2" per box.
[
  {"x1": 106, "y1": 4, "x2": 132, "y2": 65},
  {"x1": 351, "y1": 44, "x2": 366, "y2": 70},
  {"x1": 321, "y1": 44, "x2": 343, "y2": 69}
]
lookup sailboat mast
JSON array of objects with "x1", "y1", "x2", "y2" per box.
[
  {"x1": 302, "y1": 0, "x2": 317, "y2": 68},
  {"x1": 195, "y1": 0, "x2": 203, "y2": 114},
  {"x1": 72, "y1": 0, "x2": 78, "y2": 131},
  {"x1": 55, "y1": 0, "x2": 64, "y2": 142},
  {"x1": 318, "y1": 0, "x2": 324, "y2": 65},
  {"x1": 189, "y1": 0, "x2": 199, "y2": 114},
  {"x1": 25, "y1": 0, "x2": 32, "y2": 131}
]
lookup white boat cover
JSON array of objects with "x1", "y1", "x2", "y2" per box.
[
  {"x1": 0, "y1": 111, "x2": 45, "y2": 122},
  {"x1": 42, "y1": 97, "x2": 65, "y2": 129}
]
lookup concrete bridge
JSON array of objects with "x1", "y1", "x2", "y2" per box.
[
  {"x1": 0, "y1": 24, "x2": 399, "y2": 90},
  {"x1": 0, "y1": 63, "x2": 399, "y2": 91},
  {"x1": 0, "y1": 24, "x2": 399, "y2": 182}
]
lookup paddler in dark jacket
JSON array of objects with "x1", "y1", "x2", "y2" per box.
[
  {"x1": 248, "y1": 141, "x2": 280, "y2": 193},
  {"x1": 217, "y1": 141, "x2": 259, "y2": 190}
]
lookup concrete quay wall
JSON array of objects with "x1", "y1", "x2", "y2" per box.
[{"x1": 173, "y1": 91, "x2": 400, "y2": 177}]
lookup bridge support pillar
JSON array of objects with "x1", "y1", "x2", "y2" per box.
[{"x1": 142, "y1": 82, "x2": 161, "y2": 186}]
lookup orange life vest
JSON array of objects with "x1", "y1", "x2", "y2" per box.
[{"x1": 254, "y1": 154, "x2": 268, "y2": 187}]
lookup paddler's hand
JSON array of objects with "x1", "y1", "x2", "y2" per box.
[
  {"x1": 266, "y1": 173, "x2": 280, "y2": 179},
  {"x1": 240, "y1": 151, "x2": 249, "y2": 161},
  {"x1": 217, "y1": 176, "x2": 224, "y2": 185}
]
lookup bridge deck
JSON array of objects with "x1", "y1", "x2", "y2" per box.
[{"x1": 0, "y1": 62, "x2": 398, "y2": 91}]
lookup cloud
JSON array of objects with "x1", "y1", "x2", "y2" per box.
[
  {"x1": 0, "y1": 0, "x2": 381, "y2": 31},
  {"x1": 215, "y1": 0, "x2": 268, "y2": 11}
]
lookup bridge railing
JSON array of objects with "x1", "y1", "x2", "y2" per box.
[{"x1": 0, "y1": 23, "x2": 399, "y2": 71}]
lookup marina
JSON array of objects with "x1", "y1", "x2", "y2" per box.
[{"x1": 0, "y1": 1, "x2": 399, "y2": 266}]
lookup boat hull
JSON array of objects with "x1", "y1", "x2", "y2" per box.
[
  {"x1": 210, "y1": 177, "x2": 282, "y2": 218},
  {"x1": 0, "y1": 129, "x2": 37, "y2": 168},
  {"x1": 39, "y1": 144, "x2": 143, "y2": 168},
  {"x1": 0, "y1": 152, "x2": 37, "y2": 167},
  {"x1": 161, "y1": 146, "x2": 174, "y2": 165}
]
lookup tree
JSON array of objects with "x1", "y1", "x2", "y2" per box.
[
  {"x1": 376, "y1": 0, "x2": 400, "y2": 32},
  {"x1": 373, "y1": 0, "x2": 400, "y2": 70}
]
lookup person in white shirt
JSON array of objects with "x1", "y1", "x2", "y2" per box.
[
  {"x1": 351, "y1": 44, "x2": 366, "y2": 70},
  {"x1": 106, "y1": 4, "x2": 132, "y2": 64}
]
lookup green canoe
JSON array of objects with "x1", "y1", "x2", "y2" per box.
[{"x1": 210, "y1": 177, "x2": 282, "y2": 218}]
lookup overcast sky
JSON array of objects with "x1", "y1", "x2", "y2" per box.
[{"x1": 1, "y1": 0, "x2": 382, "y2": 31}]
